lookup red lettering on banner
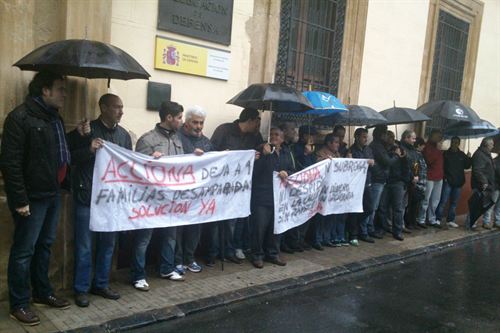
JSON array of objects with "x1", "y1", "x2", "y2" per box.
[
  {"x1": 101, "y1": 157, "x2": 196, "y2": 186},
  {"x1": 128, "y1": 201, "x2": 192, "y2": 220},
  {"x1": 198, "y1": 198, "x2": 216, "y2": 215}
]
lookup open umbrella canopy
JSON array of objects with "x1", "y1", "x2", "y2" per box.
[
  {"x1": 379, "y1": 107, "x2": 431, "y2": 125},
  {"x1": 302, "y1": 91, "x2": 348, "y2": 115},
  {"x1": 443, "y1": 119, "x2": 499, "y2": 139},
  {"x1": 314, "y1": 105, "x2": 387, "y2": 126},
  {"x1": 227, "y1": 83, "x2": 313, "y2": 112},
  {"x1": 14, "y1": 39, "x2": 150, "y2": 80},
  {"x1": 416, "y1": 100, "x2": 481, "y2": 123}
]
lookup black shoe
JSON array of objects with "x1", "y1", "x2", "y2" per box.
[
  {"x1": 33, "y1": 295, "x2": 71, "y2": 309},
  {"x1": 417, "y1": 223, "x2": 427, "y2": 229},
  {"x1": 359, "y1": 235, "x2": 375, "y2": 243},
  {"x1": 402, "y1": 227, "x2": 412, "y2": 234},
  {"x1": 323, "y1": 241, "x2": 335, "y2": 247},
  {"x1": 427, "y1": 222, "x2": 442, "y2": 229},
  {"x1": 90, "y1": 287, "x2": 120, "y2": 300},
  {"x1": 312, "y1": 243, "x2": 324, "y2": 251},
  {"x1": 252, "y1": 260, "x2": 264, "y2": 269},
  {"x1": 369, "y1": 232, "x2": 383, "y2": 239},
  {"x1": 264, "y1": 257, "x2": 287, "y2": 266},
  {"x1": 225, "y1": 255, "x2": 242, "y2": 264},
  {"x1": 10, "y1": 307, "x2": 40, "y2": 326},
  {"x1": 74, "y1": 293, "x2": 89, "y2": 308},
  {"x1": 206, "y1": 258, "x2": 216, "y2": 267},
  {"x1": 281, "y1": 244, "x2": 295, "y2": 254},
  {"x1": 393, "y1": 234, "x2": 404, "y2": 241}
]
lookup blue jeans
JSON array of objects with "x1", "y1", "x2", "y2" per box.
[
  {"x1": 207, "y1": 219, "x2": 237, "y2": 259},
  {"x1": 312, "y1": 214, "x2": 325, "y2": 245},
  {"x1": 331, "y1": 214, "x2": 346, "y2": 242},
  {"x1": 131, "y1": 227, "x2": 176, "y2": 281},
  {"x1": 175, "y1": 224, "x2": 201, "y2": 266},
  {"x1": 435, "y1": 181, "x2": 462, "y2": 222},
  {"x1": 73, "y1": 201, "x2": 116, "y2": 293},
  {"x1": 8, "y1": 194, "x2": 61, "y2": 310},
  {"x1": 418, "y1": 180, "x2": 443, "y2": 224},
  {"x1": 483, "y1": 190, "x2": 500, "y2": 226},
  {"x1": 368, "y1": 183, "x2": 385, "y2": 233}
]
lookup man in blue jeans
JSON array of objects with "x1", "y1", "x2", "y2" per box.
[
  {"x1": 0, "y1": 72, "x2": 71, "y2": 325},
  {"x1": 130, "y1": 101, "x2": 185, "y2": 289},
  {"x1": 435, "y1": 136, "x2": 471, "y2": 228},
  {"x1": 68, "y1": 93, "x2": 132, "y2": 307}
]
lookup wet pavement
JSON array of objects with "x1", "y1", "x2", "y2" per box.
[{"x1": 132, "y1": 233, "x2": 500, "y2": 333}]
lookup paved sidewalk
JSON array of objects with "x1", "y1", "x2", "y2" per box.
[{"x1": 1, "y1": 220, "x2": 498, "y2": 333}]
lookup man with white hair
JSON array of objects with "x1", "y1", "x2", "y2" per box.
[{"x1": 174, "y1": 105, "x2": 213, "y2": 274}]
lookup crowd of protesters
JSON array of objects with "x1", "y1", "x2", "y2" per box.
[{"x1": 1, "y1": 72, "x2": 499, "y2": 326}]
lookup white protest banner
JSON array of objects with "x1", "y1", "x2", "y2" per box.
[
  {"x1": 273, "y1": 158, "x2": 369, "y2": 234},
  {"x1": 90, "y1": 141, "x2": 255, "y2": 232}
]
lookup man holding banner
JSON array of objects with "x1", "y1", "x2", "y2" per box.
[
  {"x1": 251, "y1": 127, "x2": 294, "y2": 268},
  {"x1": 174, "y1": 105, "x2": 213, "y2": 275},
  {"x1": 130, "y1": 101, "x2": 185, "y2": 289},
  {"x1": 207, "y1": 108, "x2": 263, "y2": 265},
  {"x1": 68, "y1": 93, "x2": 132, "y2": 307}
]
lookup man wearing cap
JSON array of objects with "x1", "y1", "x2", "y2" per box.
[{"x1": 207, "y1": 108, "x2": 263, "y2": 266}]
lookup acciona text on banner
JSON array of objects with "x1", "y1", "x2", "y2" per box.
[{"x1": 90, "y1": 141, "x2": 255, "y2": 232}]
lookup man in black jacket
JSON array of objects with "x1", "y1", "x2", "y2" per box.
[
  {"x1": 435, "y1": 136, "x2": 471, "y2": 228},
  {"x1": 0, "y1": 72, "x2": 71, "y2": 325},
  {"x1": 67, "y1": 94, "x2": 132, "y2": 307},
  {"x1": 208, "y1": 108, "x2": 263, "y2": 265},
  {"x1": 250, "y1": 127, "x2": 294, "y2": 268}
]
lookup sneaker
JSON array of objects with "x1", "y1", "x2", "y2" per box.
[
  {"x1": 133, "y1": 279, "x2": 150, "y2": 291},
  {"x1": 471, "y1": 222, "x2": 478, "y2": 230},
  {"x1": 187, "y1": 262, "x2": 202, "y2": 273},
  {"x1": 483, "y1": 224, "x2": 492, "y2": 230},
  {"x1": 340, "y1": 240, "x2": 350, "y2": 247},
  {"x1": 160, "y1": 271, "x2": 185, "y2": 281},
  {"x1": 175, "y1": 264, "x2": 186, "y2": 275},
  {"x1": 10, "y1": 307, "x2": 40, "y2": 326},
  {"x1": 235, "y1": 249, "x2": 246, "y2": 260},
  {"x1": 349, "y1": 239, "x2": 359, "y2": 246},
  {"x1": 332, "y1": 240, "x2": 342, "y2": 247},
  {"x1": 447, "y1": 221, "x2": 459, "y2": 228}
]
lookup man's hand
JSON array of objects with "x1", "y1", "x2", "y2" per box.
[
  {"x1": 263, "y1": 143, "x2": 272, "y2": 155},
  {"x1": 482, "y1": 183, "x2": 488, "y2": 191},
  {"x1": 193, "y1": 148, "x2": 204, "y2": 156},
  {"x1": 367, "y1": 159, "x2": 375, "y2": 166},
  {"x1": 255, "y1": 151, "x2": 261, "y2": 160},
  {"x1": 412, "y1": 176, "x2": 419, "y2": 184},
  {"x1": 152, "y1": 151, "x2": 164, "y2": 159},
  {"x1": 77, "y1": 119, "x2": 91, "y2": 136},
  {"x1": 16, "y1": 205, "x2": 30, "y2": 217},
  {"x1": 90, "y1": 138, "x2": 104, "y2": 154},
  {"x1": 278, "y1": 170, "x2": 288, "y2": 180},
  {"x1": 467, "y1": 151, "x2": 472, "y2": 158}
]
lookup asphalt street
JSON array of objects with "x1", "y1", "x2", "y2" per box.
[{"x1": 132, "y1": 234, "x2": 500, "y2": 333}]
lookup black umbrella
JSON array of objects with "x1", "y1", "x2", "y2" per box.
[
  {"x1": 14, "y1": 39, "x2": 150, "y2": 81},
  {"x1": 314, "y1": 105, "x2": 388, "y2": 126},
  {"x1": 443, "y1": 119, "x2": 499, "y2": 139},
  {"x1": 416, "y1": 100, "x2": 481, "y2": 125},
  {"x1": 380, "y1": 106, "x2": 431, "y2": 125},
  {"x1": 467, "y1": 189, "x2": 495, "y2": 228},
  {"x1": 227, "y1": 83, "x2": 313, "y2": 112}
]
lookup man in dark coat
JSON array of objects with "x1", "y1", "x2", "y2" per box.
[
  {"x1": 174, "y1": 105, "x2": 213, "y2": 275},
  {"x1": 469, "y1": 137, "x2": 497, "y2": 229},
  {"x1": 250, "y1": 127, "x2": 295, "y2": 268},
  {"x1": 435, "y1": 136, "x2": 471, "y2": 228},
  {"x1": 208, "y1": 108, "x2": 263, "y2": 265},
  {"x1": 67, "y1": 93, "x2": 132, "y2": 307},
  {"x1": 0, "y1": 71, "x2": 71, "y2": 325}
]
